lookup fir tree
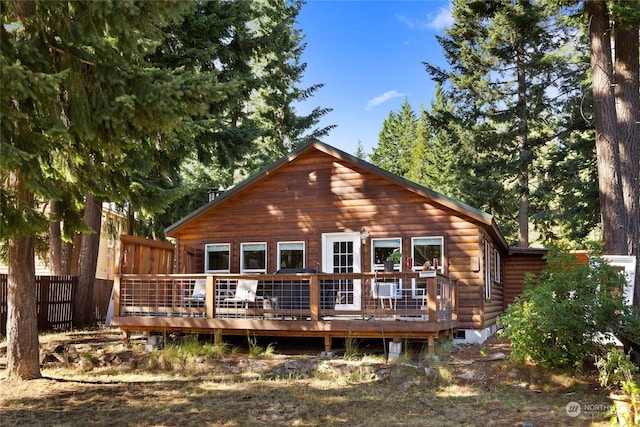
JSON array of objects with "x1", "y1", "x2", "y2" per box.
[
  {"x1": 425, "y1": 0, "x2": 583, "y2": 246},
  {"x1": 370, "y1": 98, "x2": 416, "y2": 177},
  {"x1": 1, "y1": 0, "x2": 221, "y2": 379}
]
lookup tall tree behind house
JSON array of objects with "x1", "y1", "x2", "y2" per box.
[{"x1": 424, "y1": 0, "x2": 590, "y2": 247}]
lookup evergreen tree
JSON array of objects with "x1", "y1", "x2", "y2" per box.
[
  {"x1": 430, "y1": 98, "x2": 466, "y2": 200},
  {"x1": 407, "y1": 105, "x2": 432, "y2": 186},
  {"x1": 581, "y1": 0, "x2": 639, "y2": 303},
  {"x1": 240, "y1": 0, "x2": 334, "y2": 174},
  {"x1": 370, "y1": 98, "x2": 416, "y2": 177},
  {"x1": 354, "y1": 140, "x2": 367, "y2": 160},
  {"x1": 151, "y1": 0, "x2": 334, "y2": 230},
  {"x1": 425, "y1": 0, "x2": 583, "y2": 246},
  {"x1": 1, "y1": 0, "x2": 221, "y2": 379}
]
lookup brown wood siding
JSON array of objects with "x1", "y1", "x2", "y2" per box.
[
  {"x1": 171, "y1": 149, "x2": 501, "y2": 330},
  {"x1": 503, "y1": 250, "x2": 548, "y2": 307}
]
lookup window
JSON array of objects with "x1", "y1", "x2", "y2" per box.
[
  {"x1": 277, "y1": 241, "x2": 305, "y2": 270},
  {"x1": 371, "y1": 238, "x2": 401, "y2": 271},
  {"x1": 494, "y1": 248, "x2": 501, "y2": 284},
  {"x1": 241, "y1": 242, "x2": 267, "y2": 273},
  {"x1": 205, "y1": 243, "x2": 230, "y2": 273},
  {"x1": 412, "y1": 237, "x2": 444, "y2": 272},
  {"x1": 484, "y1": 241, "x2": 492, "y2": 299}
]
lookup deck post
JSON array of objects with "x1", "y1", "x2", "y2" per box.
[
  {"x1": 122, "y1": 329, "x2": 130, "y2": 345},
  {"x1": 427, "y1": 276, "x2": 437, "y2": 321},
  {"x1": 113, "y1": 276, "x2": 121, "y2": 317},
  {"x1": 452, "y1": 279, "x2": 458, "y2": 320},
  {"x1": 310, "y1": 275, "x2": 319, "y2": 321},
  {"x1": 324, "y1": 335, "x2": 332, "y2": 353},
  {"x1": 205, "y1": 276, "x2": 215, "y2": 318},
  {"x1": 428, "y1": 336, "x2": 435, "y2": 356}
]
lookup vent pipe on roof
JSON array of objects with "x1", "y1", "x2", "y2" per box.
[{"x1": 207, "y1": 188, "x2": 224, "y2": 202}]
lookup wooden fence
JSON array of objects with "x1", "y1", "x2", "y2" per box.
[
  {"x1": 0, "y1": 274, "x2": 76, "y2": 334},
  {"x1": 0, "y1": 275, "x2": 115, "y2": 334},
  {"x1": 94, "y1": 278, "x2": 114, "y2": 322},
  {"x1": 116, "y1": 234, "x2": 175, "y2": 275}
]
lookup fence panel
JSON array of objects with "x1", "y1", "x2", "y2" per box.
[{"x1": 1, "y1": 274, "x2": 77, "y2": 334}]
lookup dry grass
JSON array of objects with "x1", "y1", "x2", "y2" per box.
[{"x1": 0, "y1": 329, "x2": 614, "y2": 426}]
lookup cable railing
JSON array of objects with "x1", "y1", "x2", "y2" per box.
[{"x1": 114, "y1": 272, "x2": 456, "y2": 323}]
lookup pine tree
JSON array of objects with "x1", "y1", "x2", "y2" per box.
[
  {"x1": 425, "y1": 0, "x2": 582, "y2": 246},
  {"x1": 1, "y1": 0, "x2": 220, "y2": 378},
  {"x1": 354, "y1": 140, "x2": 368, "y2": 160},
  {"x1": 370, "y1": 98, "x2": 416, "y2": 177},
  {"x1": 149, "y1": 0, "x2": 334, "y2": 230},
  {"x1": 582, "y1": 0, "x2": 639, "y2": 302},
  {"x1": 240, "y1": 0, "x2": 334, "y2": 174},
  {"x1": 425, "y1": 90, "x2": 466, "y2": 200}
]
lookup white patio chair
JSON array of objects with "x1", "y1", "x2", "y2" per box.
[
  {"x1": 183, "y1": 279, "x2": 206, "y2": 315},
  {"x1": 224, "y1": 279, "x2": 259, "y2": 309}
]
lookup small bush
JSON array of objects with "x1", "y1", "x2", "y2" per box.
[
  {"x1": 211, "y1": 329, "x2": 230, "y2": 357},
  {"x1": 344, "y1": 334, "x2": 361, "y2": 360},
  {"x1": 246, "y1": 333, "x2": 275, "y2": 357},
  {"x1": 499, "y1": 250, "x2": 635, "y2": 369},
  {"x1": 596, "y1": 348, "x2": 638, "y2": 389}
]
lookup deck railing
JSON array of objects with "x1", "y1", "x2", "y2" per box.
[{"x1": 113, "y1": 272, "x2": 456, "y2": 323}]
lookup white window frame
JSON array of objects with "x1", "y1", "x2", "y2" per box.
[
  {"x1": 241, "y1": 242, "x2": 267, "y2": 274},
  {"x1": 204, "y1": 243, "x2": 231, "y2": 273},
  {"x1": 411, "y1": 236, "x2": 444, "y2": 273},
  {"x1": 494, "y1": 248, "x2": 501, "y2": 284},
  {"x1": 484, "y1": 241, "x2": 492, "y2": 300},
  {"x1": 371, "y1": 238, "x2": 402, "y2": 272},
  {"x1": 277, "y1": 241, "x2": 305, "y2": 270}
]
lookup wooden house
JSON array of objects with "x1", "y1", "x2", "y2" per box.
[{"x1": 111, "y1": 140, "x2": 542, "y2": 353}]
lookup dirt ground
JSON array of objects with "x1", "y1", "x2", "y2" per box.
[{"x1": 0, "y1": 328, "x2": 616, "y2": 426}]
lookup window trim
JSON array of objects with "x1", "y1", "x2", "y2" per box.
[
  {"x1": 204, "y1": 243, "x2": 231, "y2": 273},
  {"x1": 494, "y1": 248, "x2": 501, "y2": 284},
  {"x1": 277, "y1": 241, "x2": 306, "y2": 270},
  {"x1": 411, "y1": 236, "x2": 444, "y2": 273},
  {"x1": 484, "y1": 241, "x2": 492, "y2": 300},
  {"x1": 371, "y1": 237, "x2": 402, "y2": 272},
  {"x1": 240, "y1": 242, "x2": 267, "y2": 274}
]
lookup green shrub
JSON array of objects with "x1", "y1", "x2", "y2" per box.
[
  {"x1": 499, "y1": 250, "x2": 634, "y2": 369},
  {"x1": 596, "y1": 348, "x2": 638, "y2": 389},
  {"x1": 344, "y1": 334, "x2": 361, "y2": 360}
]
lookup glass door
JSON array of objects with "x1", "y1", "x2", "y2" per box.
[{"x1": 323, "y1": 233, "x2": 361, "y2": 310}]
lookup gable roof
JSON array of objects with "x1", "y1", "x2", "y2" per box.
[{"x1": 166, "y1": 139, "x2": 509, "y2": 251}]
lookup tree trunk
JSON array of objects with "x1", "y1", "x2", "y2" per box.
[
  {"x1": 75, "y1": 194, "x2": 102, "y2": 327},
  {"x1": 60, "y1": 237, "x2": 75, "y2": 276},
  {"x1": 6, "y1": 171, "x2": 42, "y2": 380},
  {"x1": 68, "y1": 233, "x2": 82, "y2": 276},
  {"x1": 48, "y1": 201, "x2": 63, "y2": 276},
  {"x1": 516, "y1": 42, "x2": 529, "y2": 248},
  {"x1": 587, "y1": 0, "x2": 627, "y2": 254},
  {"x1": 614, "y1": 22, "x2": 640, "y2": 306},
  {"x1": 127, "y1": 203, "x2": 134, "y2": 236}
]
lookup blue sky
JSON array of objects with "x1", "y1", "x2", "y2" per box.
[{"x1": 295, "y1": 0, "x2": 454, "y2": 156}]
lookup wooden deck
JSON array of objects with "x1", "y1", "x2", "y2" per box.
[{"x1": 110, "y1": 272, "x2": 458, "y2": 354}]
